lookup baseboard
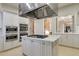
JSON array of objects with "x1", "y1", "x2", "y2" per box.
[
  {"x1": 59, "y1": 44, "x2": 79, "y2": 50},
  {"x1": 0, "y1": 45, "x2": 21, "y2": 53}
]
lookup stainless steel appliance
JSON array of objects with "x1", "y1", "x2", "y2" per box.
[
  {"x1": 6, "y1": 26, "x2": 18, "y2": 42},
  {"x1": 20, "y1": 24, "x2": 28, "y2": 31},
  {"x1": 6, "y1": 34, "x2": 17, "y2": 42},
  {"x1": 6, "y1": 26, "x2": 17, "y2": 33},
  {"x1": 19, "y1": 3, "x2": 58, "y2": 19},
  {"x1": 19, "y1": 24, "x2": 28, "y2": 41}
]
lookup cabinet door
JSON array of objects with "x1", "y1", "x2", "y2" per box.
[
  {"x1": 34, "y1": 19, "x2": 44, "y2": 35},
  {"x1": 67, "y1": 34, "x2": 73, "y2": 46},
  {"x1": 51, "y1": 17, "x2": 57, "y2": 34},
  {"x1": 31, "y1": 40, "x2": 42, "y2": 56},
  {"x1": 59, "y1": 35, "x2": 68, "y2": 45},
  {"x1": 3, "y1": 12, "x2": 18, "y2": 26},
  {"x1": 4, "y1": 41, "x2": 13, "y2": 50},
  {"x1": 62, "y1": 35, "x2": 73, "y2": 46},
  {"x1": 72, "y1": 34, "x2": 79, "y2": 48},
  {"x1": 22, "y1": 37, "x2": 31, "y2": 55},
  {"x1": 0, "y1": 36, "x2": 4, "y2": 51},
  {"x1": 42, "y1": 41, "x2": 53, "y2": 56},
  {"x1": 44, "y1": 41, "x2": 53, "y2": 56},
  {"x1": 59, "y1": 35, "x2": 63, "y2": 44},
  {"x1": 22, "y1": 37, "x2": 26, "y2": 55},
  {"x1": 25, "y1": 38, "x2": 31, "y2": 56}
]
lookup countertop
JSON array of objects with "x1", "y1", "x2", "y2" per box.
[
  {"x1": 54, "y1": 32, "x2": 79, "y2": 35},
  {"x1": 21, "y1": 35, "x2": 61, "y2": 42}
]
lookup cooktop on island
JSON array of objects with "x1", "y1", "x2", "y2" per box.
[{"x1": 27, "y1": 35, "x2": 48, "y2": 39}]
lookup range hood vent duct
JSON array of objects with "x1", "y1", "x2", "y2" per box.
[{"x1": 19, "y1": 3, "x2": 58, "y2": 19}]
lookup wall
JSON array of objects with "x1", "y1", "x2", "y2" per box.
[
  {"x1": 58, "y1": 4, "x2": 79, "y2": 16},
  {"x1": 19, "y1": 16, "x2": 29, "y2": 24},
  {"x1": 0, "y1": 4, "x2": 18, "y2": 14}
]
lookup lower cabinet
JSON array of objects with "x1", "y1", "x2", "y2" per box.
[
  {"x1": 31, "y1": 40, "x2": 42, "y2": 56},
  {"x1": 59, "y1": 35, "x2": 67, "y2": 45},
  {"x1": 0, "y1": 36, "x2": 4, "y2": 51},
  {"x1": 59, "y1": 34, "x2": 79, "y2": 48},
  {"x1": 68, "y1": 34, "x2": 79, "y2": 48},
  {"x1": 22, "y1": 37, "x2": 31, "y2": 55},
  {"x1": 22, "y1": 37, "x2": 58, "y2": 56},
  {"x1": 4, "y1": 40, "x2": 20, "y2": 50},
  {"x1": 22, "y1": 38, "x2": 42, "y2": 56}
]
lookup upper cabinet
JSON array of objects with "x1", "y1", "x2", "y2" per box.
[
  {"x1": 3, "y1": 12, "x2": 18, "y2": 26},
  {"x1": 34, "y1": 19, "x2": 44, "y2": 35},
  {"x1": 34, "y1": 17, "x2": 54, "y2": 35}
]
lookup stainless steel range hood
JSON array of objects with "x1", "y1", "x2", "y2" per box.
[{"x1": 19, "y1": 3, "x2": 58, "y2": 19}]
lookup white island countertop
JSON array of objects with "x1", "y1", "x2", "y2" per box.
[{"x1": 22, "y1": 35, "x2": 61, "y2": 42}]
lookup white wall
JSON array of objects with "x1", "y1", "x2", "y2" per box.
[
  {"x1": 58, "y1": 4, "x2": 79, "y2": 16},
  {"x1": 0, "y1": 4, "x2": 18, "y2": 14},
  {"x1": 19, "y1": 17, "x2": 29, "y2": 24}
]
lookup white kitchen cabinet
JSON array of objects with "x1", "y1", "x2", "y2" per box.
[
  {"x1": 59, "y1": 34, "x2": 79, "y2": 48},
  {"x1": 31, "y1": 39, "x2": 42, "y2": 56},
  {"x1": 59, "y1": 34, "x2": 71, "y2": 46},
  {"x1": 59, "y1": 35, "x2": 63, "y2": 44},
  {"x1": 67, "y1": 35, "x2": 73, "y2": 47},
  {"x1": 41, "y1": 41, "x2": 53, "y2": 56},
  {"x1": 22, "y1": 37, "x2": 32, "y2": 55},
  {"x1": 3, "y1": 12, "x2": 20, "y2": 51},
  {"x1": 0, "y1": 36, "x2": 4, "y2": 51},
  {"x1": 34, "y1": 19, "x2": 44, "y2": 35},
  {"x1": 3, "y1": 12, "x2": 18, "y2": 26},
  {"x1": 4, "y1": 41, "x2": 13, "y2": 50},
  {"x1": 22, "y1": 38, "x2": 42, "y2": 56},
  {"x1": 22, "y1": 36, "x2": 58, "y2": 56},
  {"x1": 51, "y1": 17, "x2": 57, "y2": 34},
  {"x1": 41, "y1": 41, "x2": 58, "y2": 56},
  {"x1": 59, "y1": 34, "x2": 72, "y2": 46},
  {"x1": 74, "y1": 35, "x2": 79, "y2": 47},
  {"x1": 59, "y1": 35, "x2": 67, "y2": 45},
  {"x1": 68, "y1": 34, "x2": 79, "y2": 48},
  {"x1": 0, "y1": 11, "x2": 20, "y2": 51},
  {"x1": 4, "y1": 40, "x2": 19, "y2": 50}
]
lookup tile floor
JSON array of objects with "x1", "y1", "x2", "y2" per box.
[
  {"x1": 0, "y1": 47, "x2": 22, "y2": 56},
  {"x1": 0, "y1": 45, "x2": 79, "y2": 56},
  {"x1": 58, "y1": 45, "x2": 79, "y2": 56}
]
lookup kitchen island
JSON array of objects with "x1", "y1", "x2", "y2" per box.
[{"x1": 21, "y1": 35, "x2": 60, "y2": 56}]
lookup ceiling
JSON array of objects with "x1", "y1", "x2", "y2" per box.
[
  {"x1": 2, "y1": 3, "x2": 18, "y2": 8},
  {"x1": 1, "y1": 3, "x2": 72, "y2": 9},
  {"x1": 58, "y1": 3, "x2": 72, "y2": 8}
]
